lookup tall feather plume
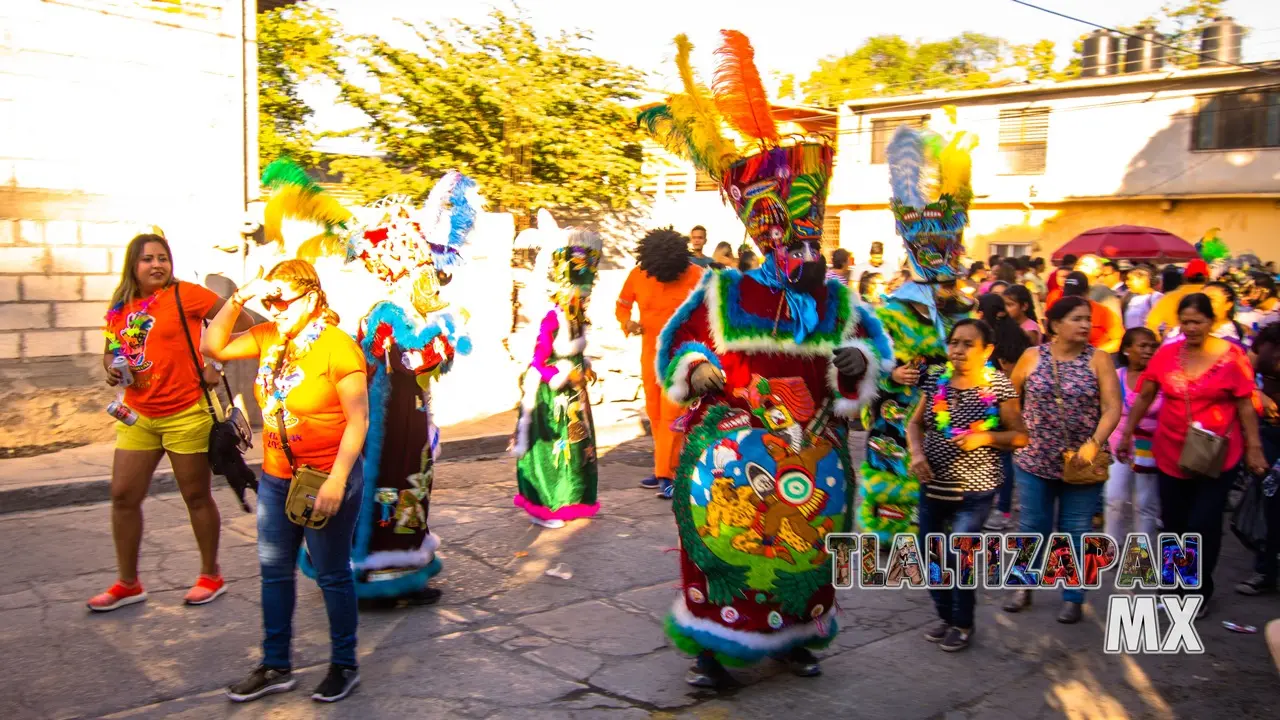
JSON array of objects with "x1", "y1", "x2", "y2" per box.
[
  {"x1": 421, "y1": 171, "x2": 484, "y2": 270},
  {"x1": 887, "y1": 125, "x2": 926, "y2": 209},
  {"x1": 636, "y1": 104, "x2": 694, "y2": 160},
  {"x1": 260, "y1": 158, "x2": 351, "y2": 249},
  {"x1": 938, "y1": 131, "x2": 978, "y2": 206},
  {"x1": 711, "y1": 30, "x2": 779, "y2": 144},
  {"x1": 669, "y1": 34, "x2": 738, "y2": 176}
]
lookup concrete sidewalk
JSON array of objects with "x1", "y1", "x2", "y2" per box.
[{"x1": 0, "y1": 396, "x2": 646, "y2": 515}]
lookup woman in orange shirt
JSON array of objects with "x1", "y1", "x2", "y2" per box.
[
  {"x1": 90, "y1": 233, "x2": 249, "y2": 612},
  {"x1": 203, "y1": 259, "x2": 370, "y2": 704}
]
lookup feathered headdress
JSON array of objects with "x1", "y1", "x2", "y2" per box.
[
  {"x1": 887, "y1": 108, "x2": 978, "y2": 283},
  {"x1": 260, "y1": 158, "x2": 353, "y2": 257},
  {"x1": 527, "y1": 210, "x2": 602, "y2": 295},
  {"x1": 1197, "y1": 228, "x2": 1230, "y2": 264},
  {"x1": 638, "y1": 30, "x2": 833, "y2": 253}
]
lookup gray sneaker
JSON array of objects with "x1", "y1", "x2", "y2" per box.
[
  {"x1": 227, "y1": 665, "x2": 296, "y2": 703},
  {"x1": 983, "y1": 509, "x2": 1012, "y2": 531}
]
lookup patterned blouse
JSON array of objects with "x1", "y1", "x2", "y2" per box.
[{"x1": 1015, "y1": 345, "x2": 1101, "y2": 480}]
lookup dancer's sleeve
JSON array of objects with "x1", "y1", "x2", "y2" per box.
[
  {"x1": 828, "y1": 293, "x2": 896, "y2": 418},
  {"x1": 615, "y1": 268, "x2": 639, "y2": 333},
  {"x1": 656, "y1": 275, "x2": 720, "y2": 404},
  {"x1": 530, "y1": 310, "x2": 573, "y2": 388}
]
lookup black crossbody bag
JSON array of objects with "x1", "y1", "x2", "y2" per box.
[{"x1": 174, "y1": 282, "x2": 258, "y2": 511}]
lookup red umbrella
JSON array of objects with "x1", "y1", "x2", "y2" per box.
[{"x1": 1052, "y1": 225, "x2": 1199, "y2": 262}]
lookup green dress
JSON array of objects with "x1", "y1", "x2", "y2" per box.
[{"x1": 512, "y1": 308, "x2": 599, "y2": 521}]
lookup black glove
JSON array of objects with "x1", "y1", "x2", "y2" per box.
[{"x1": 832, "y1": 347, "x2": 868, "y2": 377}]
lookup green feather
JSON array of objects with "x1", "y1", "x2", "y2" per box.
[{"x1": 261, "y1": 157, "x2": 322, "y2": 194}]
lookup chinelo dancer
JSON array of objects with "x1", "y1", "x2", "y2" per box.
[
  {"x1": 639, "y1": 31, "x2": 893, "y2": 688},
  {"x1": 859, "y1": 115, "x2": 979, "y2": 544},
  {"x1": 616, "y1": 227, "x2": 707, "y2": 499},
  {"x1": 258, "y1": 160, "x2": 482, "y2": 606},
  {"x1": 510, "y1": 211, "x2": 602, "y2": 528}
]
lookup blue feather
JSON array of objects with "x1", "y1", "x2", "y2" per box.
[
  {"x1": 887, "y1": 125, "x2": 925, "y2": 208},
  {"x1": 423, "y1": 171, "x2": 482, "y2": 271}
]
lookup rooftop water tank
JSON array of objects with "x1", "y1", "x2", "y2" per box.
[
  {"x1": 1124, "y1": 26, "x2": 1165, "y2": 73},
  {"x1": 1199, "y1": 16, "x2": 1243, "y2": 68},
  {"x1": 1081, "y1": 29, "x2": 1123, "y2": 77}
]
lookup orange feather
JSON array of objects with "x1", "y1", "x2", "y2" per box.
[{"x1": 712, "y1": 30, "x2": 779, "y2": 144}]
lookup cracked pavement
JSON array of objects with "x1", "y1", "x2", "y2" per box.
[{"x1": 1, "y1": 437, "x2": 1277, "y2": 719}]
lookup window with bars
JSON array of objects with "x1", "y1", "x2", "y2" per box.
[
  {"x1": 998, "y1": 108, "x2": 1050, "y2": 175},
  {"x1": 694, "y1": 169, "x2": 720, "y2": 192},
  {"x1": 870, "y1": 116, "x2": 929, "y2": 164},
  {"x1": 1193, "y1": 90, "x2": 1280, "y2": 151},
  {"x1": 821, "y1": 215, "x2": 842, "y2": 254},
  {"x1": 989, "y1": 243, "x2": 1032, "y2": 259}
]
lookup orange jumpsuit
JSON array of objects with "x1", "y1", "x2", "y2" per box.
[{"x1": 615, "y1": 265, "x2": 706, "y2": 479}]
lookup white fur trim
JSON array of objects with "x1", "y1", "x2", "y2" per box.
[
  {"x1": 828, "y1": 338, "x2": 883, "y2": 418},
  {"x1": 667, "y1": 351, "x2": 711, "y2": 404},
  {"x1": 353, "y1": 533, "x2": 441, "y2": 571},
  {"x1": 551, "y1": 306, "x2": 588, "y2": 357},
  {"x1": 510, "y1": 369, "x2": 542, "y2": 457},
  {"x1": 669, "y1": 597, "x2": 836, "y2": 652},
  {"x1": 703, "y1": 273, "x2": 860, "y2": 357},
  {"x1": 548, "y1": 360, "x2": 575, "y2": 390}
]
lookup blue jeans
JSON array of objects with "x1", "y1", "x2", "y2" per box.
[
  {"x1": 918, "y1": 491, "x2": 995, "y2": 629},
  {"x1": 1014, "y1": 466, "x2": 1103, "y2": 604},
  {"x1": 257, "y1": 465, "x2": 364, "y2": 670},
  {"x1": 997, "y1": 452, "x2": 1015, "y2": 514}
]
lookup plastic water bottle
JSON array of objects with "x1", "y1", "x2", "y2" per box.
[{"x1": 110, "y1": 355, "x2": 133, "y2": 387}]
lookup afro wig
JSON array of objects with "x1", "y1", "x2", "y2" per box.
[{"x1": 636, "y1": 227, "x2": 693, "y2": 283}]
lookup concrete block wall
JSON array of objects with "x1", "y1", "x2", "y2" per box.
[{"x1": 0, "y1": 0, "x2": 255, "y2": 448}]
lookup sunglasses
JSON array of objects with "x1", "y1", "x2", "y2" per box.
[{"x1": 261, "y1": 291, "x2": 311, "y2": 314}]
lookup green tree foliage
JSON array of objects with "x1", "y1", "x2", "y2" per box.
[
  {"x1": 1011, "y1": 39, "x2": 1059, "y2": 81},
  {"x1": 801, "y1": 33, "x2": 1011, "y2": 105},
  {"x1": 257, "y1": 4, "x2": 341, "y2": 169},
  {"x1": 329, "y1": 10, "x2": 645, "y2": 215}
]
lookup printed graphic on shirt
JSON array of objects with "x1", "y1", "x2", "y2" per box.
[{"x1": 116, "y1": 309, "x2": 157, "y2": 378}]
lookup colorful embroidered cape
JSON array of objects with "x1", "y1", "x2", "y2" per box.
[
  {"x1": 657, "y1": 269, "x2": 893, "y2": 665},
  {"x1": 300, "y1": 301, "x2": 471, "y2": 599},
  {"x1": 858, "y1": 296, "x2": 966, "y2": 542}
]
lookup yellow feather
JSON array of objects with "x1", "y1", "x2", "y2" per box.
[
  {"x1": 938, "y1": 131, "x2": 978, "y2": 202},
  {"x1": 263, "y1": 185, "x2": 352, "y2": 248},
  {"x1": 670, "y1": 34, "x2": 738, "y2": 175},
  {"x1": 296, "y1": 232, "x2": 349, "y2": 262}
]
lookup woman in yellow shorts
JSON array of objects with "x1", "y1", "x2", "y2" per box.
[{"x1": 89, "y1": 233, "x2": 249, "y2": 612}]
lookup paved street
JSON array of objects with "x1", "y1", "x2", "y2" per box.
[{"x1": 2, "y1": 437, "x2": 1278, "y2": 720}]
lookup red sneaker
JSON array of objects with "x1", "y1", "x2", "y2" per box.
[
  {"x1": 184, "y1": 574, "x2": 226, "y2": 606},
  {"x1": 87, "y1": 581, "x2": 147, "y2": 612}
]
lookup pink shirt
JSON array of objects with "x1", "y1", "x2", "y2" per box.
[
  {"x1": 1140, "y1": 341, "x2": 1254, "y2": 478},
  {"x1": 1111, "y1": 367, "x2": 1162, "y2": 449}
]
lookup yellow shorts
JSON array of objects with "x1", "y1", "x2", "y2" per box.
[{"x1": 115, "y1": 399, "x2": 213, "y2": 454}]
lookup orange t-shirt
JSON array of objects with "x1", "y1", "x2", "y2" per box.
[
  {"x1": 1088, "y1": 300, "x2": 1124, "y2": 352},
  {"x1": 107, "y1": 282, "x2": 219, "y2": 418},
  {"x1": 615, "y1": 265, "x2": 705, "y2": 341},
  {"x1": 251, "y1": 322, "x2": 368, "y2": 479}
]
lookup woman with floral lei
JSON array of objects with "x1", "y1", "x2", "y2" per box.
[
  {"x1": 906, "y1": 319, "x2": 1026, "y2": 652},
  {"x1": 204, "y1": 259, "x2": 371, "y2": 703},
  {"x1": 89, "y1": 231, "x2": 251, "y2": 613},
  {"x1": 511, "y1": 213, "x2": 602, "y2": 528},
  {"x1": 639, "y1": 31, "x2": 892, "y2": 687}
]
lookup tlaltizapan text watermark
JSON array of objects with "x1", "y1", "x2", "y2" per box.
[{"x1": 825, "y1": 532, "x2": 1204, "y2": 655}]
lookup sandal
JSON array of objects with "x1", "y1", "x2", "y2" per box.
[
  {"x1": 88, "y1": 580, "x2": 147, "y2": 612},
  {"x1": 184, "y1": 574, "x2": 227, "y2": 606}
]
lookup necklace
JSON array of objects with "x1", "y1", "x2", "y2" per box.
[
  {"x1": 102, "y1": 286, "x2": 167, "y2": 355},
  {"x1": 255, "y1": 319, "x2": 328, "y2": 416},
  {"x1": 933, "y1": 362, "x2": 999, "y2": 438}
]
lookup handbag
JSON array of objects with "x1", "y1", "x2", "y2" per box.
[
  {"x1": 1230, "y1": 472, "x2": 1268, "y2": 553},
  {"x1": 1176, "y1": 382, "x2": 1227, "y2": 479},
  {"x1": 265, "y1": 342, "x2": 332, "y2": 529},
  {"x1": 174, "y1": 282, "x2": 257, "y2": 511},
  {"x1": 1049, "y1": 352, "x2": 1111, "y2": 484}
]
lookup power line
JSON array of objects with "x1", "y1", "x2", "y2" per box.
[{"x1": 1008, "y1": 0, "x2": 1280, "y2": 77}]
